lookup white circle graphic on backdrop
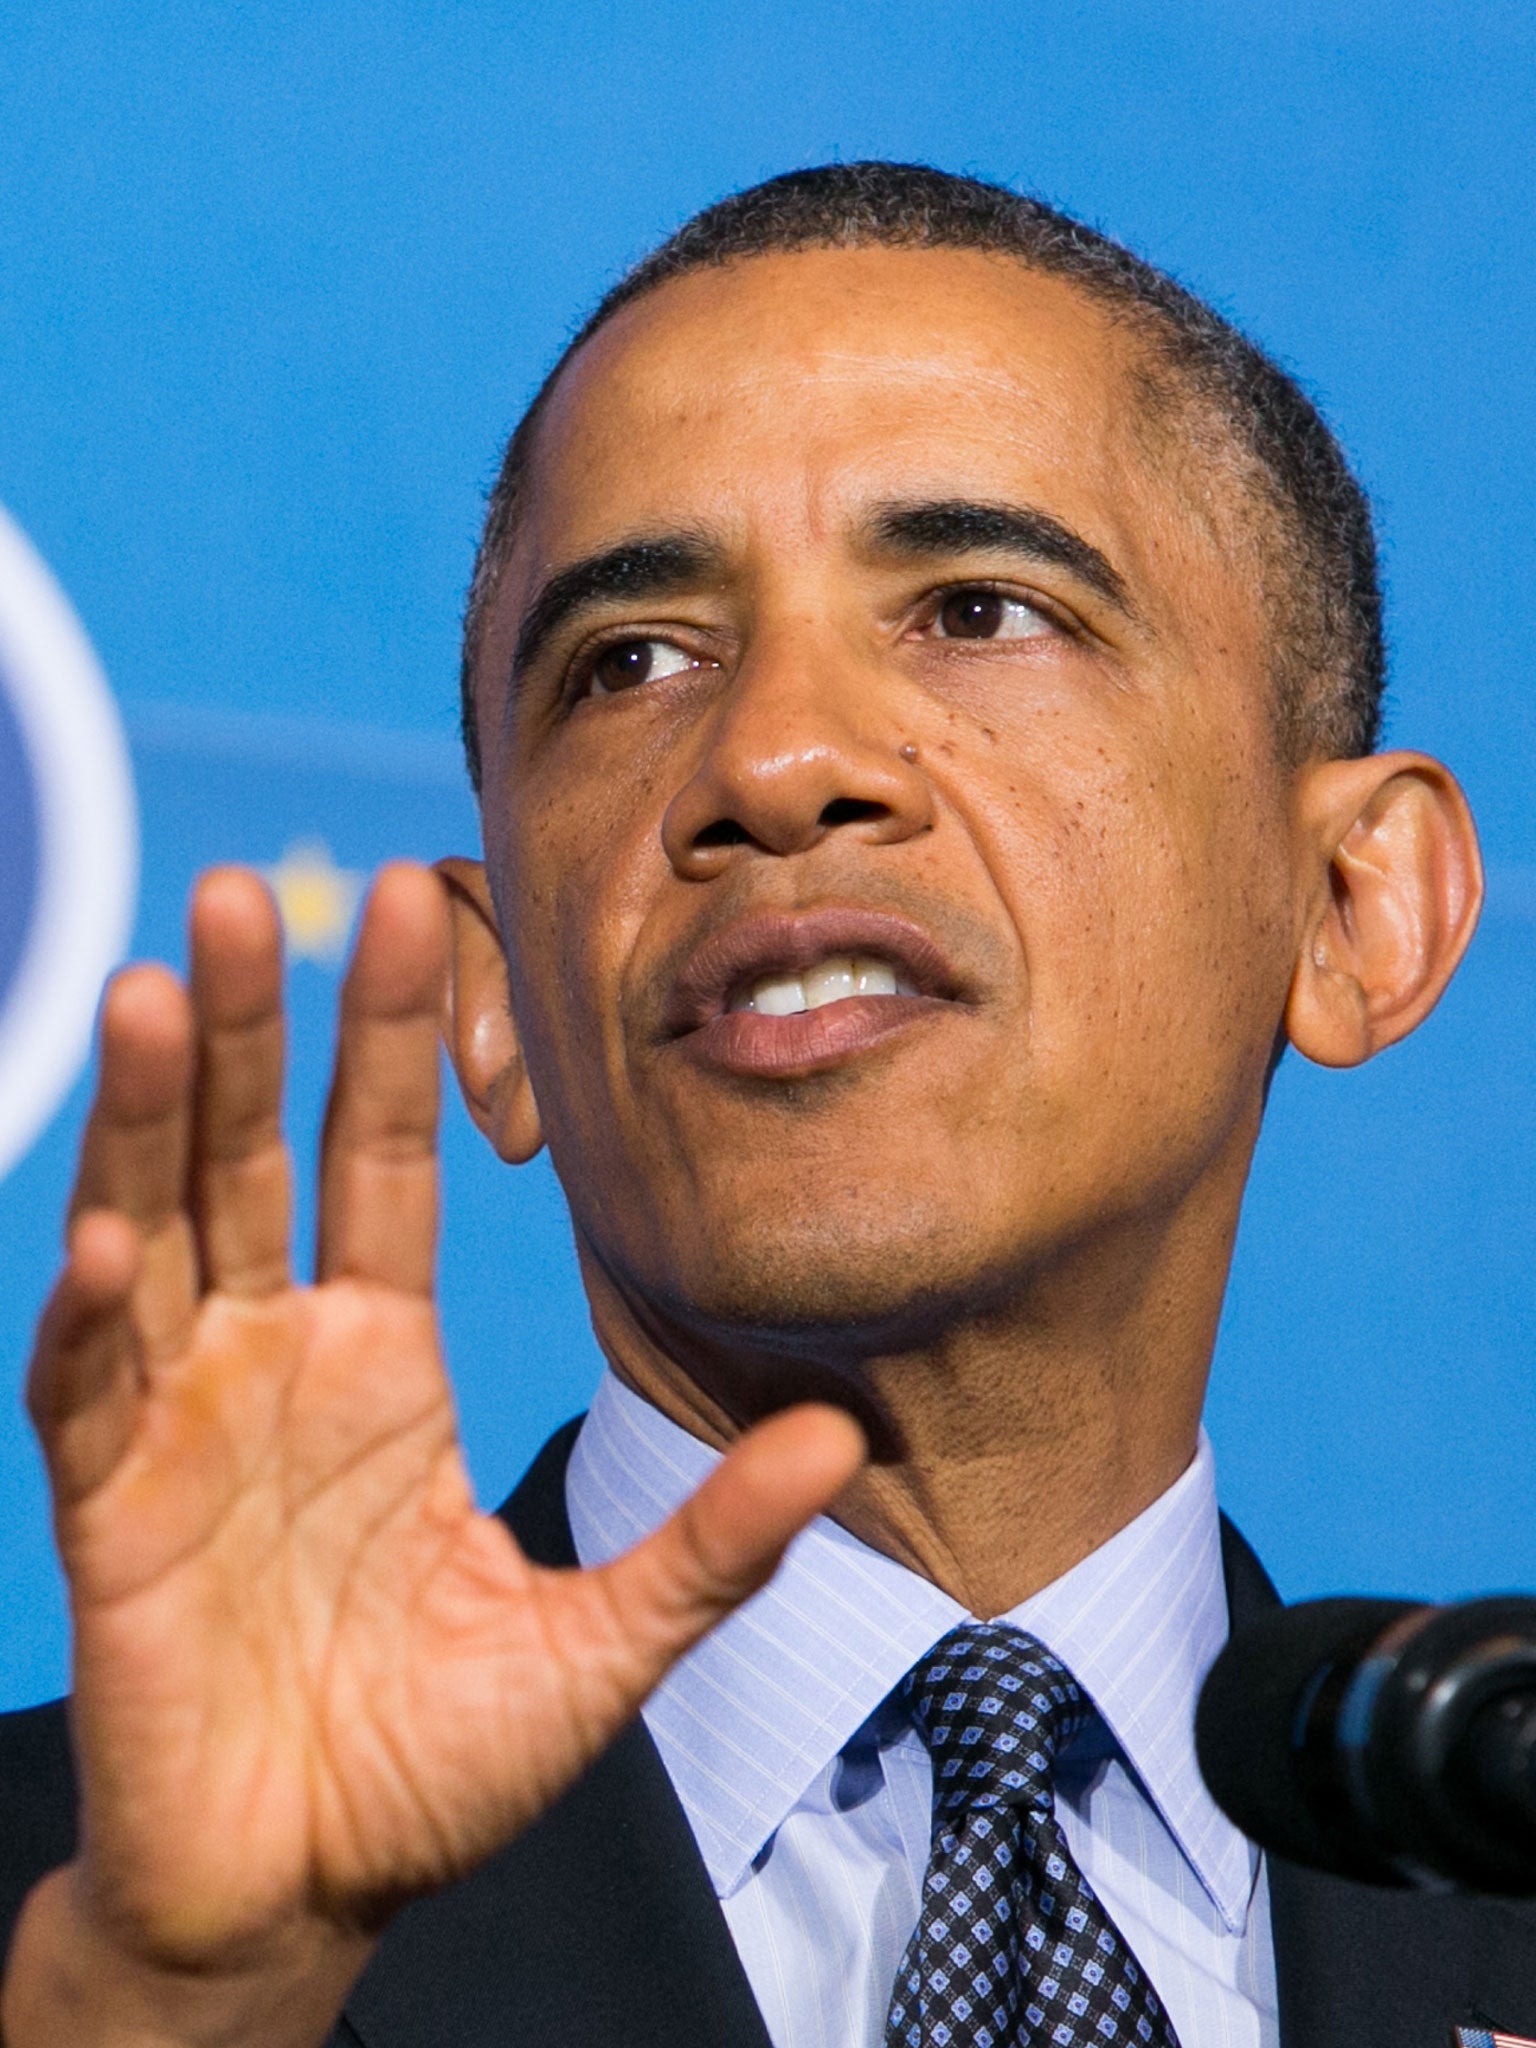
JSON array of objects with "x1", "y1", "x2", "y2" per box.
[{"x1": 0, "y1": 503, "x2": 138, "y2": 1181}]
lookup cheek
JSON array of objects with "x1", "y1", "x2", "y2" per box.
[
  {"x1": 496, "y1": 759, "x2": 667, "y2": 1111},
  {"x1": 957, "y1": 717, "x2": 1289, "y2": 1104}
]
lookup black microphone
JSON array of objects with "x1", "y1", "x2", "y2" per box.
[{"x1": 1194, "y1": 1595, "x2": 1536, "y2": 1894}]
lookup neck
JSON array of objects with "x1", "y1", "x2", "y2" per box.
[{"x1": 582, "y1": 1185, "x2": 1238, "y2": 1619}]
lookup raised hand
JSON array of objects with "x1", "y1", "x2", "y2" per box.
[{"x1": 6, "y1": 864, "x2": 863, "y2": 2048}]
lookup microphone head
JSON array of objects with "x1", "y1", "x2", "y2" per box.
[{"x1": 1195, "y1": 1597, "x2": 1418, "y2": 1884}]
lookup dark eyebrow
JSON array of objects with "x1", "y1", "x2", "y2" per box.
[
  {"x1": 511, "y1": 532, "x2": 724, "y2": 682},
  {"x1": 865, "y1": 499, "x2": 1135, "y2": 617}
]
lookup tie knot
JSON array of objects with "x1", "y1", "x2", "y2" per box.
[{"x1": 900, "y1": 1621, "x2": 1089, "y2": 1815}]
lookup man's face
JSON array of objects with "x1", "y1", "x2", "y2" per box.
[{"x1": 471, "y1": 246, "x2": 1301, "y2": 1351}]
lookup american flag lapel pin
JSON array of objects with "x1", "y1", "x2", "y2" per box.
[{"x1": 1454, "y1": 2027, "x2": 1536, "y2": 2047}]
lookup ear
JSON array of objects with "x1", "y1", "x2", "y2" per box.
[
  {"x1": 435, "y1": 857, "x2": 544, "y2": 1163},
  {"x1": 1286, "y1": 751, "x2": 1483, "y2": 1068}
]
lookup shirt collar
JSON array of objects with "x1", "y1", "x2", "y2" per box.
[
  {"x1": 1008, "y1": 1433, "x2": 1256, "y2": 1931},
  {"x1": 566, "y1": 1370, "x2": 1255, "y2": 1934}
]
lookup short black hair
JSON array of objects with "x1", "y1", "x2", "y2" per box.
[{"x1": 461, "y1": 161, "x2": 1384, "y2": 789}]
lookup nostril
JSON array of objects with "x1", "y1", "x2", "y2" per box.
[
  {"x1": 694, "y1": 817, "x2": 752, "y2": 849},
  {"x1": 820, "y1": 797, "x2": 889, "y2": 828}
]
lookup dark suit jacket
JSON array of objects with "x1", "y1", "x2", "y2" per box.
[{"x1": 4, "y1": 1418, "x2": 1535, "y2": 2048}]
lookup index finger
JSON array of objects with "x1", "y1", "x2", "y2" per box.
[{"x1": 315, "y1": 863, "x2": 448, "y2": 1295}]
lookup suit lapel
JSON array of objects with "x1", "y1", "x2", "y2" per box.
[
  {"x1": 1220, "y1": 1521, "x2": 1536, "y2": 2048},
  {"x1": 343, "y1": 1432, "x2": 1536, "y2": 2048},
  {"x1": 341, "y1": 1420, "x2": 773, "y2": 2048}
]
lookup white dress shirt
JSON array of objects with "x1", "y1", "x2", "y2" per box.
[{"x1": 567, "y1": 1371, "x2": 1278, "y2": 2048}]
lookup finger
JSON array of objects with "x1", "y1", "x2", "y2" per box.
[
  {"x1": 69, "y1": 965, "x2": 199, "y2": 1360},
  {"x1": 28, "y1": 1211, "x2": 145, "y2": 1506},
  {"x1": 316, "y1": 863, "x2": 447, "y2": 1294},
  {"x1": 594, "y1": 1404, "x2": 867, "y2": 1681},
  {"x1": 189, "y1": 868, "x2": 292, "y2": 1297},
  {"x1": 71, "y1": 967, "x2": 194, "y2": 1228}
]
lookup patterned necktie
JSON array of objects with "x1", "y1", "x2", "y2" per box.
[{"x1": 886, "y1": 1621, "x2": 1183, "y2": 2048}]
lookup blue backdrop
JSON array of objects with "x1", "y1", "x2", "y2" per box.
[{"x1": 0, "y1": 0, "x2": 1531, "y2": 1708}]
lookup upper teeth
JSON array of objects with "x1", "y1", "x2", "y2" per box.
[{"x1": 732, "y1": 954, "x2": 913, "y2": 1016}]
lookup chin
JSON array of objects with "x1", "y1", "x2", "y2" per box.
[{"x1": 647, "y1": 1196, "x2": 1015, "y2": 1357}]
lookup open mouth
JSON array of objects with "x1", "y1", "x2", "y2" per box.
[
  {"x1": 728, "y1": 954, "x2": 918, "y2": 1016},
  {"x1": 664, "y1": 908, "x2": 963, "y2": 1078}
]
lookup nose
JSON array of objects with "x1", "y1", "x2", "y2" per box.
[{"x1": 660, "y1": 636, "x2": 934, "y2": 879}]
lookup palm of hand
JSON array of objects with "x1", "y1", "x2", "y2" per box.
[
  {"x1": 62, "y1": 1276, "x2": 594, "y2": 1953},
  {"x1": 29, "y1": 865, "x2": 861, "y2": 1972}
]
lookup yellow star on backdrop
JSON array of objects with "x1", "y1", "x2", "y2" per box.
[{"x1": 263, "y1": 840, "x2": 365, "y2": 965}]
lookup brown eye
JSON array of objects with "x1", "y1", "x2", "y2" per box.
[
  {"x1": 933, "y1": 588, "x2": 1053, "y2": 641},
  {"x1": 587, "y1": 637, "x2": 699, "y2": 697}
]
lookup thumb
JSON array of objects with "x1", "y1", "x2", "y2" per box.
[{"x1": 590, "y1": 1404, "x2": 866, "y2": 1683}]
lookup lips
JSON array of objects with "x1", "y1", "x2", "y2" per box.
[{"x1": 663, "y1": 906, "x2": 965, "y2": 1078}]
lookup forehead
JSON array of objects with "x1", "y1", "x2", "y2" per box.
[{"x1": 516, "y1": 245, "x2": 1176, "y2": 568}]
